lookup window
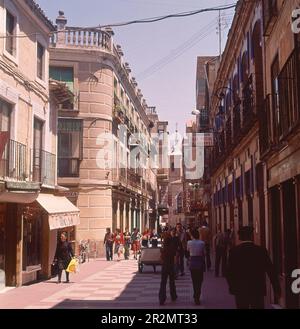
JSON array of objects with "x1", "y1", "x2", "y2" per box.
[
  {"x1": 22, "y1": 206, "x2": 42, "y2": 270},
  {"x1": 37, "y1": 42, "x2": 45, "y2": 80},
  {"x1": 277, "y1": 50, "x2": 300, "y2": 138},
  {"x1": 5, "y1": 10, "x2": 15, "y2": 56},
  {"x1": 0, "y1": 100, "x2": 11, "y2": 178},
  {"x1": 50, "y1": 67, "x2": 75, "y2": 109},
  {"x1": 58, "y1": 119, "x2": 83, "y2": 177},
  {"x1": 32, "y1": 118, "x2": 43, "y2": 182},
  {"x1": 49, "y1": 67, "x2": 74, "y2": 92},
  {"x1": 271, "y1": 55, "x2": 280, "y2": 141}
]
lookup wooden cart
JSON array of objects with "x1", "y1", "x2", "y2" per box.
[{"x1": 138, "y1": 247, "x2": 162, "y2": 273}]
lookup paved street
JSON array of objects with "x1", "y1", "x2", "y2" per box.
[{"x1": 0, "y1": 257, "x2": 235, "y2": 309}]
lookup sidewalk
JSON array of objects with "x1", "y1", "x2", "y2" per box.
[{"x1": 0, "y1": 258, "x2": 235, "y2": 309}]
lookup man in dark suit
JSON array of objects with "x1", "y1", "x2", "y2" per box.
[
  {"x1": 159, "y1": 234, "x2": 178, "y2": 305},
  {"x1": 226, "y1": 226, "x2": 281, "y2": 309}
]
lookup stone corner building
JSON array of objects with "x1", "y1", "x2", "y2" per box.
[
  {"x1": 210, "y1": 0, "x2": 300, "y2": 308},
  {"x1": 50, "y1": 12, "x2": 158, "y2": 256}
]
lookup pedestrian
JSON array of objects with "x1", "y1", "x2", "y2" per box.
[
  {"x1": 170, "y1": 228, "x2": 180, "y2": 279},
  {"x1": 141, "y1": 228, "x2": 150, "y2": 248},
  {"x1": 131, "y1": 228, "x2": 141, "y2": 260},
  {"x1": 214, "y1": 229, "x2": 230, "y2": 277},
  {"x1": 199, "y1": 220, "x2": 211, "y2": 271},
  {"x1": 54, "y1": 232, "x2": 74, "y2": 284},
  {"x1": 114, "y1": 229, "x2": 124, "y2": 261},
  {"x1": 158, "y1": 234, "x2": 178, "y2": 306},
  {"x1": 104, "y1": 228, "x2": 114, "y2": 261},
  {"x1": 187, "y1": 229, "x2": 206, "y2": 305},
  {"x1": 123, "y1": 228, "x2": 132, "y2": 260},
  {"x1": 226, "y1": 226, "x2": 281, "y2": 309},
  {"x1": 176, "y1": 223, "x2": 186, "y2": 276},
  {"x1": 150, "y1": 229, "x2": 159, "y2": 248}
]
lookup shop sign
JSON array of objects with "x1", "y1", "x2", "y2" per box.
[{"x1": 49, "y1": 212, "x2": 80, "y2": 230}]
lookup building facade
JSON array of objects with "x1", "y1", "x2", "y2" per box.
[
  {"x1": 50, "y1": 12, "x2": 157, "y2": 256},
  {"x1": 0, "y1": 0, "x2": 79, "y2": 289},
  {"x1": 259, "y1": 0, "x2": 300, "y2": 309},
  {"x1": 209, "y1": 0, "x2": 300, "y2": 308}
]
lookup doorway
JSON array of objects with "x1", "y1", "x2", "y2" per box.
[{"x1": 282, "y1": 179, "x2": 298, "y2": 308}]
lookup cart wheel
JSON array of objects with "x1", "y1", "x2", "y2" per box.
[{"x1": 138, "y1": 263, "x2": 143, "y2": 273}]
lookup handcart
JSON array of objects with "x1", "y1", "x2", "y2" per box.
[{"x1": 138, "y1": 247, "x2": 162, "y2": 273}]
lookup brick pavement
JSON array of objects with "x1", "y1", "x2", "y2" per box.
[{"x1": 0, "y1": 258, "x2": 235, "y2": 309}]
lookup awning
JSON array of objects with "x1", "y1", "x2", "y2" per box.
[{"x1": 36, "y1": 194, "x2": 80, "y2": 230}]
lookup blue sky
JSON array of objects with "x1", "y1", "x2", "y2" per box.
[{"x1": 37, "y1": 0, "x2": 236, "y2": 133}]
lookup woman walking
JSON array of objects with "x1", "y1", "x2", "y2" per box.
[
  {"x1": 114, "y1": 229, "x2": 124, "y2": 261},
  {"x1": 123, "y1": 228, "x2": 132, "y2": 260},
  {"x1": 131, "y1": 228, "x2": 141, "y2": 260},
  {"x1": 54, "y1": 232, "x2": 74, "y2": 283},
  {"x1": 187, "y1": 229, "x2": 206, "y2": 305}
]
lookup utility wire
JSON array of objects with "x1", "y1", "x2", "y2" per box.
[
  {"x1": 98, "y1": 3, "x2": 237, "y2": 28},
  {"x1": 0, "y1": 4, "x2": 237, "y2": 38},
  {"x1": 137, "y1": 13, "x2": 234, "y2": 80}
]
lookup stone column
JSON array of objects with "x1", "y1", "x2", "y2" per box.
[
  {"x1": 123, "y1": 202, "x2": 126, "y2": 232},
  {"x1": 116, "y1": 200, "x2": 120, "y2": 230},
  {"x1": 127, "y1": 202, "x2": 131, "y2": 231}
]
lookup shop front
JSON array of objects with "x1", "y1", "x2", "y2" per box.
[
  {"x1": 21, "y1": 194, "x2": 80, "y2": 285},
  {"x1": 267, "y1": 148, "x2": 300, "y2": 309}
]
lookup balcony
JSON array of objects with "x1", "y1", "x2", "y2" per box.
[
  {"x1": 225, "y1": 115, "x2": 232, "y2": 152},
  {"x1": 242, "y1": 75, "x2": 256, "y2": 131},
  {"x1": 233, "y1": 104, "x2": 242, "y2": 143},
  {"x1": 263, "y1": 0, "x2": 278, "y2": 36},
  {"x1": 259, "y1": 95, "x2": 272, "y2": 157},
  {"x1": 127, "y1": 169, "x2": 141, "y2": 189},
  {"x1": 50, "y1": 26, "x2": 112, "y2": 52},
  {"x1": 0, "y1": 139, "x2": 27, "y2": 181},
  {"x1": 32, "y1": 149, "x2": 56, "y2": 186}
]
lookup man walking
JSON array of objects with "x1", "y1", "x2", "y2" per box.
[
  {"x1": 226, "y1": 226, "x2": 281, "y2": 309},
  {"x1": 214, "y1": 228, "x2": 230, "y2": 277},
  {"x1": 104, "y1": 228, "x2": 114, "y2": 261},
  {"x1": 199, "y1": 220, "x2": 211, "y2": 271},
  {"x1": 159, "y1": 234, "x2": 178, "y2": 305},
  {"x1": 176, "y1": 223, "x2": 186, "y2": 276}
]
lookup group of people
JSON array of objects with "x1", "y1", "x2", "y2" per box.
[
  {"x1": 53, "y1": 223, "x2": 281, "y2": 309},
  {"x1": 103, "y1": 227, "x2": 159, "y2": 261},
  {"x1": 158, "y1": 222, "x2": 281, "y2": 309}
]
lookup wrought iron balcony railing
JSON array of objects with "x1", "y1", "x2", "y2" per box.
[
  {"x1": 0, "y1": 139, "x2": 27, "y2": 181},
  {"x1": 32, "y1": 149, "x2": 56, "y2": 186}
]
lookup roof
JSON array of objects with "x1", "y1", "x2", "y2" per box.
[{"x1": 24, "y1": 0, "x2": 55, "y2": 31}]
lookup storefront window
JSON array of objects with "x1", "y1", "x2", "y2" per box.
[{"x1": 22, "y1": 206, "x2": 42, "y2": 271}]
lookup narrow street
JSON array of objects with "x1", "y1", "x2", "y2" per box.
[{"x1": 0, "y1": 258, "x2": 234, "y2": 309}]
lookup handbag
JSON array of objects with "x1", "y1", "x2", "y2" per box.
[
  {"x1": 51, "y1": 260, "x2": 58, "y2": 277},
  {"x1": 66, "y1": 258, "x2": 79, "y2": 273}
]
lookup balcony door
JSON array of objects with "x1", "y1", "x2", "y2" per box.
[
  {"x1": 0, "y1": 100, "x2": 11, "y2": 178},
  {"x1": 32, "y1": 118, "x2": 43, "y2": 182}
]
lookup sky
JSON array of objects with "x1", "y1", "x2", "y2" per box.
[{"x1": 37, "y1": 0, "x2": 236, "y2": 134}]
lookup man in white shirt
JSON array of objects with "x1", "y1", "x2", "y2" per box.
[{"x1": 187, "y1": 229, "x2": 206, "y2": 305}]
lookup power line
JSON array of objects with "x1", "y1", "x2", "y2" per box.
[
  {"x1": 0, "y1": 4, "x2": 237, "y2": 39},
  {"x1": 136, "y1": 13, "x2": 234, "y2": 80},
  {"x1": 98, "y1": 3, "x2": 237, "y2": 28}
]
